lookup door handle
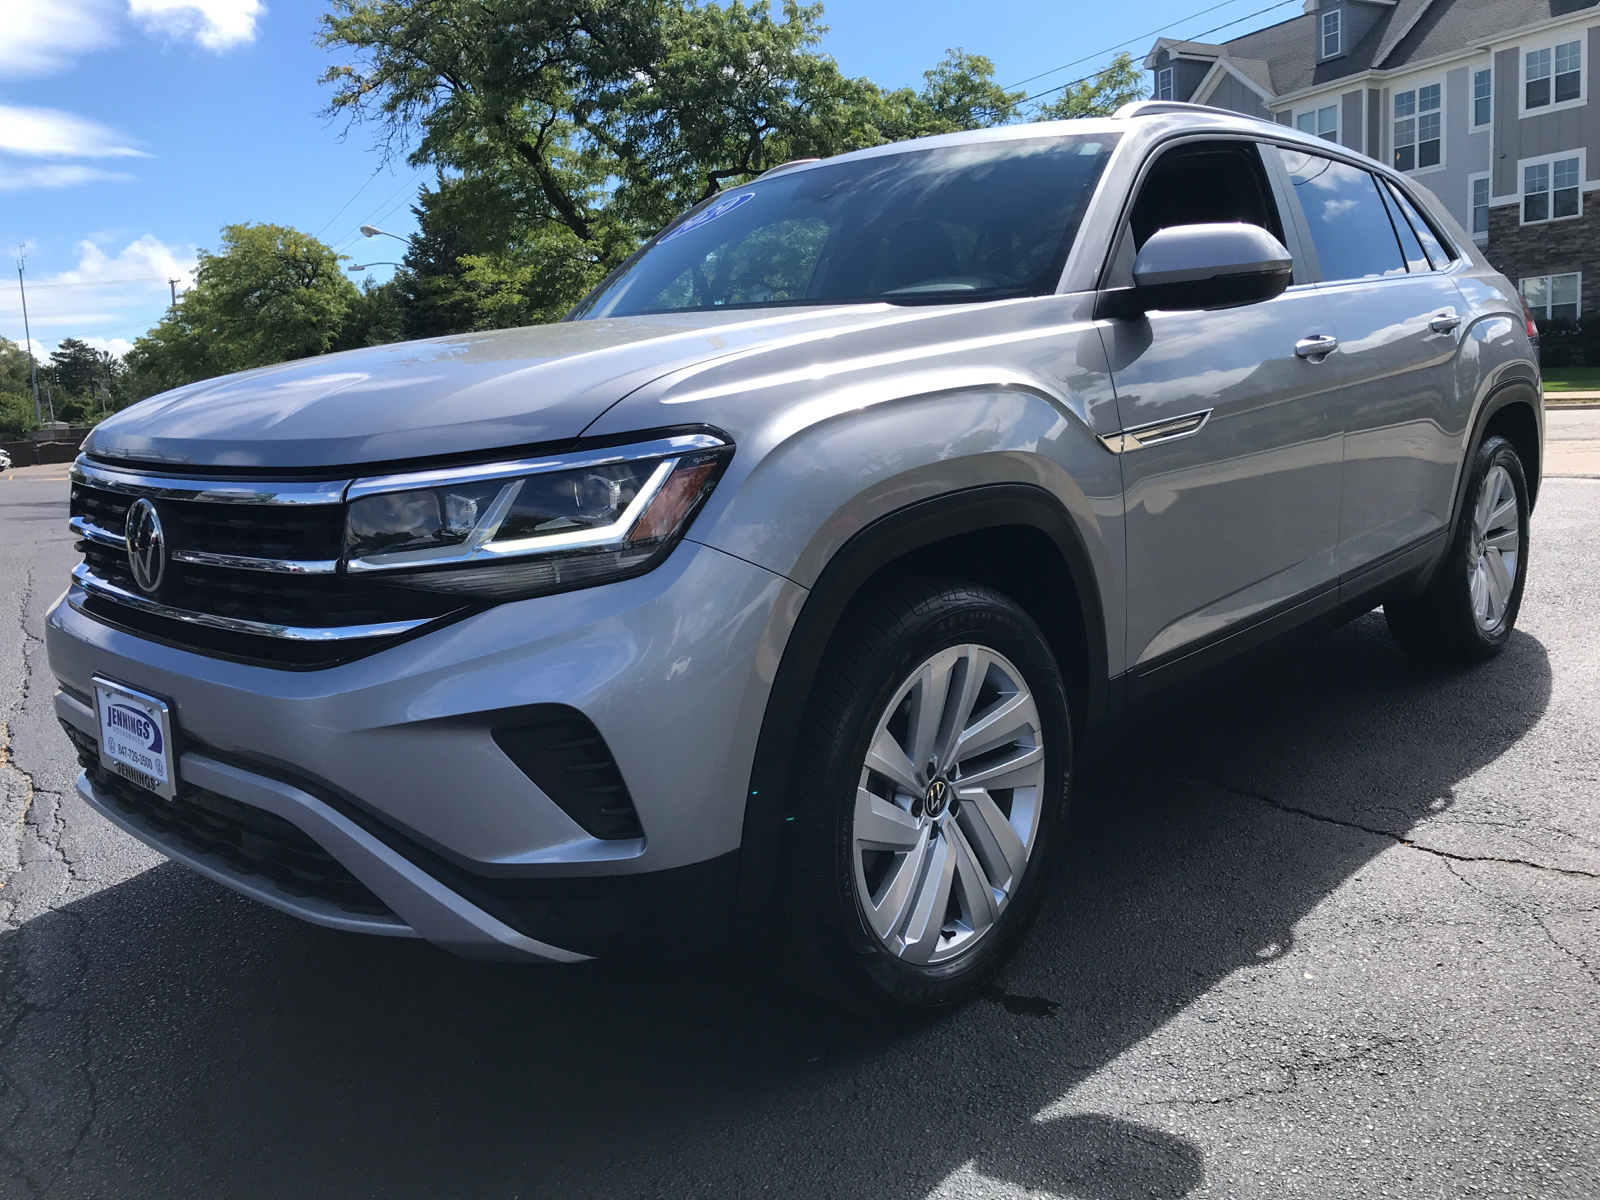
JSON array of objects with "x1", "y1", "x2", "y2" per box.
[
  {"x1": 1294, "y1": 334, "x2": 1339, "y2": 361},
  {"x1": 1429, "y1": 311, "x2": 1461, "y2": 333}
]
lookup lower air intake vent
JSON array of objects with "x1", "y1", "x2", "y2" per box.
[{"x1": 493, "y1": 707, "x2": 644, "y2": 840}]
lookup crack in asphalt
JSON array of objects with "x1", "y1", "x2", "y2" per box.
[
  {"x1": 1438, "y1": 859, "x2": 1600, "y2": 991},
  {"x1": 1170, "y1": 775, "x2": 1600, "y2": 882},
  {"x1": 0, "y1": 560, "x2": 100, "y2": 1191}
]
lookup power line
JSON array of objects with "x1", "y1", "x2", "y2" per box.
[
  {"x1": 331, "y1": 169, "x2": 427, "y2": 252},
  {"x1": 314, "y1": 165, "x2": 385, "y2": 239},
  {"x1": 1005, "y1": 0, "x2": 1262, "y2": 90},
  {"x1": 1026, "y1": 0, "x2": 1302, "y2": 101},
  {"x1": 3, "y1": 276, "x2": 174, "y2": 291}
]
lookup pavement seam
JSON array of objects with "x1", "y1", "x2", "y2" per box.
[{"x1": 1167, "y1": 775, "x2": 1600, "y2": 882}]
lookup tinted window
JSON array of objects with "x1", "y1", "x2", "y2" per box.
[
  {"x1": 1129, "y1": 141, "x2": 1283, "y2": 249},
  {"x1": 1380, "y1": 186, "x2": 1431, "y2": 272},
  {"x1": 1382, "y1": 179, "x2": 1454, "y2": 269},
  {"x1": 572, "y1": 135, "x2": 1119, "y2": 319},
  {"x1": 1277, "y1": 148, "x2": 1405, "y2": 282}
]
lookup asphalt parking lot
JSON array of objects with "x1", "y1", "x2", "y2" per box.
[{"x1": 1, "y1": 457, "x2": 1596, "y2": 1199}]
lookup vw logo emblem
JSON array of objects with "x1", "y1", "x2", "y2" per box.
[
  {"x1": 125, "y1": 497, "x2": 167, "y2": 595},
  {"x1": 924, "y1": 778, "x2": 951, "y2": 819}
]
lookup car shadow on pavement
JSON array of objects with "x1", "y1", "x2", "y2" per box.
[{"x1": 0, "y1": 613, "x2": 1552, "y2": 1200}]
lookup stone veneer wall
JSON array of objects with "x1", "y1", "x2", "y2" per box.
[{"x1": 1485, "y1": 203, "x2": 1600, "y2": 314}]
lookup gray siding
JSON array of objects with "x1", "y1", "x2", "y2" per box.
[
  {"x1": 1276, "y1": 110, "x2": 1293, "y2": 126},
  {"x1": 1205, "y1": 72, "x2": 1270, "y2": 118},
  {"x1": 1342, "y1": 89, "x2": 1363, "y2": 152},
  {"x1": 1155, "y1": 51, "x2": 1214, "y2": 102},
  {"x1": 1368, "y1": 88, "x2": 1381, "y2": 158},
  {"x1": 1494, "y1": 29, "x2": 1600, "y2": 197}
]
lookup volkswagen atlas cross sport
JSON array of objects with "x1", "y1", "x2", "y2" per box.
[{"x1": 47, "y1": 102, "x2": 1542, "y2": 1014}]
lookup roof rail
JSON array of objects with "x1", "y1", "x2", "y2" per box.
[
  {"x1": 1113, "y1": 100, "x2": 1225, "y2": 119},
  {"x1": 758, "y1": 158, "x2": 821, "y2": 178}
]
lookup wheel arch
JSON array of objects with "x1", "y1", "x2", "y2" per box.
[
  {"x1": 733, "y1": 483, "x2": 1108, "y2": 943},
  {"x1": 1460, "y1": 380, "x2": 1544, "y2": 519}
]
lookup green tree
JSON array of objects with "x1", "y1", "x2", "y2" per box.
[
  {"x1": 1032, "y1": 52, "x2": 1147, "y2": 121},
  {"x1": 0, "y1": 337, "x2": 37, "y2": 439},
  {"x1": 124, "y1": 223, "x2": 361, "y2": 397}
]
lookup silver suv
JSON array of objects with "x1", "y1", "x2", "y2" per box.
[{"x1": 47, "y1": 103, "x2": 1542, "y2": 1013}]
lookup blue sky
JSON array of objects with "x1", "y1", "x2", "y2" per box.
[{"x1": 0, "y1": 0, "x2": 1302, "y2": 358}]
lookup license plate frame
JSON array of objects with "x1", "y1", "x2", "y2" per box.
[{"x1": 93, "y1": 677, "x2": 177, "y2": 801}]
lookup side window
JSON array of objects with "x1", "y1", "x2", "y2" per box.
[
  {"x1": 1276, "y1": 148, "x2": 1405, "y2": 282},
  {"x1": 1382, "y1": 179, "x2": 1456, "y2": 269},
  {"x1": 1128, "y1": 141, "x2": 1284, "y2": 250},
  {"x1": 1380, "y1": 186, "x2": 1432, "y2": 273}
]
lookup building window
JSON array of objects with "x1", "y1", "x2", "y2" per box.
[
  {"x1": 1473, "y1": 68, "x2": 1492, "y2": 127},
  {"x1": 1321, "y1": 9, "x2": 1341, "y2": 58},
  {"x1": 1297, "y1": 104, "x2": 1338, "y2": 141},
  {"x1": 1526, "y1": 40, "x2": 1582, "y2": 110},
  {"x1": 1156, "y1": 67, "x2": 1173, "y2": 101},
  {"x1": 1521, "y1": 273, "x2": 1581, "y2": 323},
  {"x1": 1523, "y1": 155, "x2": 1581, "y2": 222},
  {"x1": 1470, "y1": 175, "x2": 1490, "y2": 239},
  {"x1": 1394, "y1": 84, "x2": 1442, "y2": 171}
]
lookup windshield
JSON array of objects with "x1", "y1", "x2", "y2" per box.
[{"x1": 570, "y1": 134, "x2": 1119, "y2": 319}]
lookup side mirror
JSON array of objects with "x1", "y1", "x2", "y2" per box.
[{"x1": 1127, "y1": 222, "x2": 1293, "y2": 313}]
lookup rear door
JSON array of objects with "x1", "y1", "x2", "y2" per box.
[
  {"x1": 1101, "y1": 138, "x2": 1345, "y2": 682},
  {"x1": 1273, "y1": 148, "x2": 1466, "y2": 579}
]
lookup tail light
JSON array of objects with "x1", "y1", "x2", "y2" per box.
[{"x1": 1519, "y1": 291, "x2": 1541, "y2": 351}]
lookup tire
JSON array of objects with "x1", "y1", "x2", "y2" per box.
[
  {"x1": 771, "y1": 578, "x2": 1072, "y2": 1015},
  {"x1": 1385, "y1": 434, "x2": 1530, "y2": 664}
]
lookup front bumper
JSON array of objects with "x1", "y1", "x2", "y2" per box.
[{"x1": 47, "y1": 540, "x2": 803, "y2": 960}]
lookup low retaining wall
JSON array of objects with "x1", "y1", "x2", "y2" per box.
[{"x1": 1, "y1": 438, "x2": 85, "y2": 467}]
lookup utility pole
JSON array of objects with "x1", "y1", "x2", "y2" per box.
[
  {"x1": 168, "y1": 278, "x2": 179, "y2": 307},
  {"x1": 16, "y1": 250, "x2": 42, "y2": 424}
]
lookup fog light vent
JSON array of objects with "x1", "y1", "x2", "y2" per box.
[{"x1": 492, "y1": 708, "x2": 644, "y2": 841}]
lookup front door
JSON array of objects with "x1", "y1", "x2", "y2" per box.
[{"x1": 1102, "y1": 139, "x2": 1346, "y2": 679}]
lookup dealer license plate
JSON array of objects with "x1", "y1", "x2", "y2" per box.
[{"x1": 93, "y1": 678, "x2": 177, "y2": 801}]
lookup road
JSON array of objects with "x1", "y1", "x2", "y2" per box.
[{"x1": 1, "y1": 458, "x2": 1597, "y2": 1199}]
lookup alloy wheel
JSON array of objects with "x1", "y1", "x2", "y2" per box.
[
  {"x1": 1469, "y1": 463, "x2": 1520, "y2": 633},
  {"x1": 851, "y1": 644, "x2": 1046, "y2": 965}
]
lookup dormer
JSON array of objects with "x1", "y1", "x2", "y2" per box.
[
  {"x1": 1144, "y1": 39, "x2": 1226, "y2": 103},
  {"x1": 1302, "y1": 0, "x2": 1395, "y2": 64}
]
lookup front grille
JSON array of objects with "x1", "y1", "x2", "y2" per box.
[
  {"x1": 69, "y1": 466, "x2": 465, "y2": 668},
  {"x1": 65, "y1": 722, "x2": 391, "y2": 917}
]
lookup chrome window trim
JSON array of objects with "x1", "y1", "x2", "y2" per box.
[
  {"x1": 69, "y1": 516, "x2": 125, "y2": 548},
  {"x1": 346, "y1": 458, "x2": 679, "y2": 573},
  {"x1": 69, "y1": 564, "x2": 432, "y2": 642},
  {"x1": 170, "y1": 550, "x2": 341, "y2": 575},
  {"x1": 72, "y1": 459, "x2": 350, "y2": 506},
  {"x1": 344, "y1": 433, "x2": 727, "y2": 501}
]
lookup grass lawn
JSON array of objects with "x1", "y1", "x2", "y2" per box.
[{"x1": 1541, "y1": 368, "x2": 1600, "y2": 392}]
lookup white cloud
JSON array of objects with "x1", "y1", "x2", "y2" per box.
[
  {"x1": 0, "y1": 164, "x2": 137, "y2": 191},
  {"x1": 128, "y1": 0, "x2": 264, "y2": 51},
  {"x1": 0, "y1": 236, "x2": 197, "y2": 349},
  {"x1": 83, "y1": 336, "x2": 135, "y2": 357},
  {"x1": 0, "y1": 0, "x2": 120, "y2": 80},
  {"x1": 0, "y1": 105, "x2": 145, "y2": 158}
]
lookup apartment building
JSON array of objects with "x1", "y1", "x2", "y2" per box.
[{"x1": 1147, "y1": 0, "x2": 1600, "y2": 324}]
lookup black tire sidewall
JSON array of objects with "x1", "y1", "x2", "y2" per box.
[{"x1": 787, "y1": 580, "x2": 1072, "y2": 1012}]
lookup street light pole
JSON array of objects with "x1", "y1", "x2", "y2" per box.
[
  {"x1": 15, "y1": 250, "x2": 41, "y2": 424},
  {"x1": 359, "y1": 225, "x2": 409, "y2": 245}
]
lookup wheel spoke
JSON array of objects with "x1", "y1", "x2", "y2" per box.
[
  {"x1": 955, "y1": 743, "x2": 1044, "y2": 790},
  {"x1": 952, "y1": 690, "x2": 1036, "y2": 763},
  {"x1": 1482, "y1": 548, "x2": 1509, "y2": 622},
  {"x1": 1486, "y1": 528, "x2": 1520, "y2": 553},
  {"x1": 1487, "y1": 547, "x2": 1515, "y2": 608},
  {"x1": 1487, "y1": 496, "x2": 1517, "y2": 533},
  {"x1": 863, "y1": 824, "x2": 930, "y2": 941},
  {"x1": 854, "y1": 787, "x2": 922, "y2": 851},
  {"x1": 945, "y1": 820, "x2": 1000, "y2": 936},
  {"x1": 865, "y1": 727, "x2": 921, "y2": 795},
  {"x1": 954, "y1": 787, "x2": 1027, "y2": 891},
  {"x1": 907, "y1": 656, "x2": 956, "y2": 778},
  {"x1": 1469, "y1": 562, "x2": 1489, "y2": 624},
  {"x1": 898, "y1": 834, "x2": 956, "y2": 963},
  {"x1": 934, "y1": 648, "x2": 988, "y2": 772}
]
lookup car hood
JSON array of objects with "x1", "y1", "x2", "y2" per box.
[{"x1": 84, "y1": 307, "x2": 894, "y2": 471}]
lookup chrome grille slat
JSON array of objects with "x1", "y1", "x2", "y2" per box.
[{"x1": 67, "y1": 457, "x2": 462, "y2": 664}]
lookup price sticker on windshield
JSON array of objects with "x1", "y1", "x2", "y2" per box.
[
  {"x1": 659, "y1": 192, "x2": 756, "y2": 243},
  {"x1": 94, "y1": 678, "x2": 178, "y2": 801}
]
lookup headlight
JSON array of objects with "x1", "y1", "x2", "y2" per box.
[{"x1": 344, "y1": 433, "x2": 732, "y2": 600}]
